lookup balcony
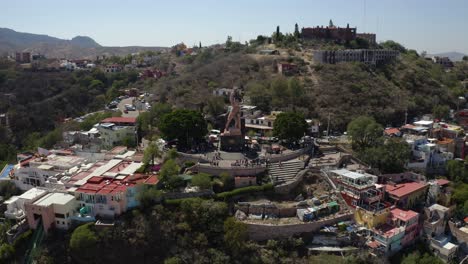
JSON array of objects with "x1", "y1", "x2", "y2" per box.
[
  {"x1": 4, "y1": 209, "x2": 26, "y2": 220},
  {"x1": 70, "y1": 212, "x2": 95, "y2": 222}
]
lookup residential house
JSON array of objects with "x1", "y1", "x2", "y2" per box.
[
  {"x1": 430, "y1": 235, "x2": 458, "y2": 263},
  {"x1": 24, "y1": 191, "x2": 76, "y2": 233},
  {"x1": 213, "y1": 88, "x2": 233, "y2": 97},
  {"x1": 3, "y1": 187, "x2": 48, "y2": 221},
  {"x1": 11, "y1": 151, "x2": 86, "y2": 190},
  {"x1": 97, "y1": 117, "x2": 137, "y2": 149},
  {"x1": 329, "y1": 169, "x2": 381, "y2": 208},
  {"x1": 385, "y1": 182, "x2": 428, "y2": 209},
  {"x1": 432, "y1": 56, "x2": 454, "y2": 68},
  {"x1": 423, "y1": 204, "x2": 450, "y2": 239},
  {"x1": 104, "y1": 64, "x2": 122, "y2": 73},
  {"x1": 368, "y1": 208, "x2": 420, "y2": 256},
  {"x1": 426, "y1": 179, "x2": 451, "y2": 206}
]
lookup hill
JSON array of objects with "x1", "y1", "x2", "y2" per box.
[
  {"x1": 0, "y1": 28, "x2": 166, "y2": 58},
  {"x1": 147, "y1": 41, "x2": 467, "y2": 131},
  {"x1": 429, "y1": 51, "x2": 467, "y2": 61}
]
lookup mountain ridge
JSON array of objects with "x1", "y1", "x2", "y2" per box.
[{"x1": 0, "y1": 27, "x2": 166, "y2": 59}]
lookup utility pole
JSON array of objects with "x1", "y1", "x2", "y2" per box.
[
  {"x1": 326, "y1": 113, "x2": 331, "y2": 137},
  {"x1": 404, "y1": 110, "x2": 408, "y2": 125}
]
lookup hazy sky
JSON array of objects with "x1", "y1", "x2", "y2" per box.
[{"x1": 2, "y1": 0, "x2": 468, "y2": 54}]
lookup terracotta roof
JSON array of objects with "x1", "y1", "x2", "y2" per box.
[
  {"x1": 391, "y1": 208, "x2": 418, "y2": 222},
  {"x1": 101, "y1": 117, "x2": 136, "y2": 124},
  {"x1": 384, "y1": 128, "x2": 400, "y2": 135},
  {"x1": 436, "y1": 179, "x2": 450, "y2": 186},
  {"x1": 385, "y1": 182, "x2": 427, "y2": 198}
]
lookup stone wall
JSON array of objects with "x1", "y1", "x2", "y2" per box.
[
  {"x1": 268, "y1": 146, "x2": 311, "y2": 163},
  {"x1": 194, "y1": 164, "x2": 266, "y2": 177},
  {"x1": 177, "y1": 152, "x2": 209, "y2": 164},
  {"x1": 245, "y1": 213, "x2": 353, "y2": 241},
  {"x1": 274, "y1": 169, "x2": 308, "y2": 194}
]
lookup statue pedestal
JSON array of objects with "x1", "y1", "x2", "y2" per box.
[{"x1": 220, "y1": 129, "x2": 244, "y2": 152}]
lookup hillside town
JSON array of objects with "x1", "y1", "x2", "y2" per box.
[{"x1": 0, "y1": 14, "x2": 468, "y2": 264}]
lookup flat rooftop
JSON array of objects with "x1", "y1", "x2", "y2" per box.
[
  {"x1": 18, "y1": 187, "x2": 47, "y2": 200},
  {"x1": 34, "y1": 192, "x2": 75, "y2": 207},
  {"x1": 391, "y1": 208, "x2": 418, "y2": 222}
]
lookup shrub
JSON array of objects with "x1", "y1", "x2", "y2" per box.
[{"x1": 215, "y1": 184, "x2": 274, "y2": 200}]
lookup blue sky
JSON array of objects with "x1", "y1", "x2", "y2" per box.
[{"x1": 2, "y1": 0, "x2": 468, "y2": 54}]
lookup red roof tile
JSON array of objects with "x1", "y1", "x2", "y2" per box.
[
  {"x1": 384, "y1": 128, "x2": 400, "y2": 135},
  {"x1": 391, "y1": 208, "x2": 418, "y2": 222},
  {"x1": 101, "y1": 117, "x2": 136, "y2": 124},
  {"x1": 436, "y1": 179, "x2": 450, "y2": 186},
  {"x1": 385, "y1": 182, "x2": 428, "y2": 198}
]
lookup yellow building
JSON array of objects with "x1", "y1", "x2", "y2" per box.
[{"x1": 355, "y1": 206, "x2": 390, "y2": 229}]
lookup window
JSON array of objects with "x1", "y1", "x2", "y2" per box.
[
  {"x1": 66, "y1": 213, "x2": 69, "y2": 218},
  {"x1": 57, "y1": 220, "x2": 60, "y2": 224},
  {"x1": 55, "y1": 213, "x2": 65, "y2": 219}
]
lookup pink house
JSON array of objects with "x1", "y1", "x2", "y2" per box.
[
  {"x1": 390, "y1": 208, "x2": 420, "y2": 247},
  {"x1": 25, "y1": 192, "x2": 76, "y2": 233}
]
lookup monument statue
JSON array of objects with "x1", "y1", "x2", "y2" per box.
[
  {"x1": 220, "y1": 86, "x2": 245, "y2": 151},
  {"x1": 224, "y1": 87, "x2": 242, "y2": 134}
]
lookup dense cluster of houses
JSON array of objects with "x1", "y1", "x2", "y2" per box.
[
  {"x1": 3, "y1": 145, "x2": 157, "y2": 233},
  {"x1": 327, "y1": 167, "x2": 459, "y2": 260}
]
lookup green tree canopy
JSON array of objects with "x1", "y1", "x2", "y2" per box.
[
  {"x1": 432, "y1": 105, "x2": 450, "y2": 120},
  {"x1": 347, "y1": 116, "x2": 384, "y2": 150},
  {"x1": 191, "y1": 173, "x2": 212, "y2": 190},
  {"x1": 273, "y1": 112, "x2": 308, "y2": 143},
  {"x1": 158, "y1": 109, "x2": 207, "y2": 148},
  {"x1": 223, "y1": 217, "x2": 248, "y2": 255},
  {"x1": 359, "y1": 138, "x2": 410, "y2": 173},
  {"x1": 69, "y1": 223, "x2": 98, "y2": 263},
  {"x1": 159, "y1": 159, "x2": 183, "y2": 190}
]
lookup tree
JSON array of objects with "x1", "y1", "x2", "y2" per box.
[
  {"x1": 226, "y1": 36, "x2": 233, "y2": 48},
  {"x1": 159, "y1": 159, "x2": 183, "y2": 190},
  {"x1": 224, "y1": 217, "x2": 248, "y2": 255},
  {"x1": 294, "y1": 23, "x2": 300, "y2": 38},
  {"x1": 136, "y1": 185, "x2": 163, "y2": 209},
  {"x1": 220, "y1": 172, "x2": 235, "y2": 191},
  {"x1": 247, "y1": 83, "x2": 271, "y2": 112},
  {"x1": 143, "y1": 142, "x2": 160, "y2": 166},
  {"x1": 380, "y1": 40, "x2": 407, "y2": 53},
  {"x1": 359, "y1": 138, "x2": 410, "y2": 173},
  {"x1": 288, "y1": 77, "x2": 304, "y2": 102},
  {"x1": 191, "y1": 173, "x2": 212, "y2": 189},
  {"x1": 329, "y1": 19, "x2": 334, "y2": 27},
  {"x1": 69, "y1": 223, "x2": 98, "y2": 263},
  {"x1": 273, "y1": 112, "x2": 308, "y2": 143},
  {"x1": 463, "y1": 55, "x2": 468, "y2": 61},
  {"x1": 158, "y1": 109, "x2": 207, "y2": 148},
  {"x1": 0, "y1": 181, "x2": 20, "y2": 199},
  {"x1": 347, "y1": 116, "x2": 383, "y2": 150},
  {"x1": 432, "y1": 105, "x2": 450, "y2": 120},
  {"x1": 0, "y1": 244, "x2": 15, "y2": 263}
]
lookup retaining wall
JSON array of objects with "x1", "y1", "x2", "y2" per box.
[
  {"x1": 194, "y1": 164, "x2": 266, "y2": 176},
  {"x1": 245, "y1": 213, "x2": 353, "y2": 241},
  {"x1": 268, "y1": 146, "x2": 311, "y2": 163},
  {"x1": 274, "y1": 169, "x2": 308, "y2": 194}
]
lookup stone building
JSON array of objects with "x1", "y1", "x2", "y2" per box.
[
  {"x1": 301, "y1": 24, "x2": 356, "y2": 43},
  {"x1": 313, "y1": 49, "x2": 399, "y2": 65}
]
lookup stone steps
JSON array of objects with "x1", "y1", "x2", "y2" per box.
[{"x1": 268, "y1": 161, "x2": 305, "y2": 184}]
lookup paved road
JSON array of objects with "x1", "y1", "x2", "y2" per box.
[{"x1": 117, "y1": 97, "x2": 140, "y2": 118}]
